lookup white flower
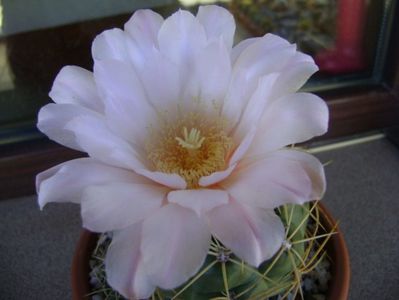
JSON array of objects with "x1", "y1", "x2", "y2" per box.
[{"x1": 36, "y1": 5, "x2": 328, "y2": 299}]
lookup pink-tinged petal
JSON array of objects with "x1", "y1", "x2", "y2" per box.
[
  {"x1": 227, "y1": 35, "x2": 294, "y2": 108},
  {"x1": 232, "y1": 33, "x2": 290, "y2": 65},
  {"x1": 192, "y1": 38, "x2": 231, "y2": 110},
  {"x1": 64, "y1": 115, "x2": 147, "y2": 171},
  {"x1": 272, "y1": 53, "x2": 319, "y2": 100},
  {"x1": 293, "y1": 51, "x2": 314, "y2": 64},
  {"x1": 199, "y1": 164, "x2": 237, "y2": 187},
  {"x1": 222, "y1": 151, "x2": 315, "y2": 209},
  {"x1": 207, "y1": 200, "x2": 285, "y2": 266},
  {"x1": 233, "y1": 43, "x2": 316, "y2": 102},
  {"x1": 134, "y1": 169, "x2": 187, "y2": 189},
  {"x1": 124, "y1": 9, "x2": 164, "y2": 70},
  {"x1": 49, "y1": 66, "x2": 103, "y2": 112},
  {"x1": 168, "y1": 189, "x2": 228, "y2": 216},
  {"x1": 36, "y1": 158, "x2": 144, "y2": 209},
  {"x1": 37, "y1": 103, "x2": 100, "y2": 151},
  {"x1": 105, "y1": 223, "x2": 155, "y2": 299},
  {"x1": 81, "y1": 182, "x2": 167, "y2": 232},
  {"x1": 140, "y1": 50, "x2": 181, "y2": 115},
  {"x1": 272, "y1": 149, "x2": 326, "y2": 199},
  {"x1": 124, "y1": 9, "x2": 163, "y2": 48},
  {"x1": 158, "y1": 10, "x2": 207, "y2": 74},
  {"x1": 249, "y1": 93, "x2": 329, "y2": 156},
  {"x1": 196, "y1": 5, "x2": 235, "y2": 49},
  {"x1": 141, "y1": 204, "x2": 211, "y2": 289},
  {"x1": 232, "y1": 73, "x2": 279, "y2": 141},
  {"x1": 93, "y1": 59, "x2": 157, "y2": 145},
  {"x1": 231, "y1": 37, "x2": 259, "y2": 64},
  {"x1": 221, "y1": 69, "x2": 250, "y2": 131},
  {"x1": 233, "y1": 33, "x2": 293, "y2": 77},
  {"x1": 157, "y1": 10, "x2": 208, "y2": 113},
  {"x1": 228, "y1": 126, "x2": 256, "y2": 166},
  {"x1": 223, "y1": 36, "x2": 295, "y2": 130},
  {"x1": 92, "y1": 28, "x2": 130, "y2": 62}
]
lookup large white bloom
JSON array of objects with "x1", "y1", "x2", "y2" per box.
[{"x1": 36, "y1": 5, "x2": 328, "y2": 299}]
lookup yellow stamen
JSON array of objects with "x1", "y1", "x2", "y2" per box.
[{"x1": 175, "y1": 127, "x2": 205, "y2": 150}]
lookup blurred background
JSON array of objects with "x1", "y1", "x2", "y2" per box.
[
  {"x1": 0, "y1": 1, "x2": 398, "y2": 299},
  {"x1": 0, "y1": 0, "x2": 397, "y2": 150}
]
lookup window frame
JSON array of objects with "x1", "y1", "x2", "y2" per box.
[{"x1": 1, "y1": 1, "x2": 398, "y2": 199}]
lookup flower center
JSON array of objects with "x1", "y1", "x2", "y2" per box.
[{"x1": 146, "y1": 113, "x2": 233, "y2": 188}]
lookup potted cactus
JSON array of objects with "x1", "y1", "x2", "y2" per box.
[
  {"x1": 72, "y1": 202, "x2": 349, "y2": 299},
  {"x1": 36, "y1": 5, "x2": 349, "y2": 300}
]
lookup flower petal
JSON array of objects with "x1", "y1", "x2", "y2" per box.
[
  {"x1": 271, "y1": 149, "x2": 326, "y2": 199},
  {"x1": 228, "y1": 126, "x2": 256, "y2": 167},
  {"x1": 231, "y1": 37, "x2": 259, "y2": 64},
  {"x1": 158, "y1": 10, "x2": 207, "y2": 73},
  {"x1": 223, "y1": 35, "x2": 295, "y2": 129},
  {"x1": 222, "y1": 150, "x2": 316, "y2": 209},
  {"x1": 196, "y1": 5, "x2": 235, "y2": 49},
  {"x1": 81, "y1": 182, "x2": 167, "y2": 232},
  {"x1": 232, "y1": 73, "x2": 279, "y2": 141},
  {"x1": 249, "y1": 93, "x2": 329, "y2": 156},
  {"x1": 49, "y1": 66, "x2": 103, "y2": 112},
  {"x1": 192, "y1": 38, "x2": 231, "y2": 111},
  {"x1": 36, "y1": 158, "x2": 143, "y2": 209},
  {"x1": 207, "y1": 200, "x2": 285, "y2": 266},
  {"x1": 37, "y1": 103, "x2": 100, "y2": 151},
  {"x1": 157, "y1": 10, "x2": 210, "y2": 115},
  {"x1": 229, "y1": 34, "x2": 294, "y2": 93},
  {"x1": 64, "y1": 114, "x2": 146, "y2": 171},
  {"x1": 168, "y1": 189, "x2": 228, "y2": 216},
  {"x1": 199, "y1": 163, "x2": 237, "y2": 187},
  {"x1": 141, "y1": 204, "x2": 211, "y2": 289},
  {"x1": 233, "y1": 33, "x2": 293, "y2": 80},
  {"x1": 105, "y1": 223, "x2": 155, "y2": 299},
  {"x1": 93, "y1": 59, "x2": 158, "y2": 145},
  {"x1": 124, "y1": 9, "x2": 164, "y2": 70},
  {"x1": 140, "y1": 49, "x2": 181, "y2": 115},
  {"x1": 134, "y1": 169, "x2": 187, "y2": 190},
  {"x1": 92, "y1": 28, "x2": 130, "y2": 62},
  {"x1": 124, "y1": 9, "x2": 163, "y2": 49},
  {"x1": 232, "y1": 38, "x2": 317, "y2": 102},
  {"x1": 272, "y1": 52, "x2": 319, "y2": 100},
  {"x1": 221, "y1": 69, "x2": 249, "y2": 130}
]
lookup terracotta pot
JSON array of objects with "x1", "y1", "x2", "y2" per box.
[
  {"x1": 71, "y1": 203, "x2": 350, "y2": 299},
  {"x1": 318, "y1": 203, "x2": 351, "y2": 300}
]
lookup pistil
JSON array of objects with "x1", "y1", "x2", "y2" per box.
[{"x1": 175, "y1": 127, "x2": 205, "y2": 150}]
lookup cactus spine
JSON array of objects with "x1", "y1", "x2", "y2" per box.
[{"x1": 89, "y1": 201, "x2": 335, "y2": 299}]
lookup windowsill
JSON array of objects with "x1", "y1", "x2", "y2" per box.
[{"x1": 1, "y1": 138, "x2": 399, "y2": 299}]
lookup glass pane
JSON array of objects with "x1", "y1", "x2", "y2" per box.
[
  {"x1": 227, "y1": 0, "x2": 390, "y2": 89},
  {"x1": 0, "y1": 0, "x2": 395, "y2": 143}
]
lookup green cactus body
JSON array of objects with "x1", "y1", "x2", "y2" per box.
[{"x1": 89, "y1": 202, "x2": 334, "y2": 299}]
